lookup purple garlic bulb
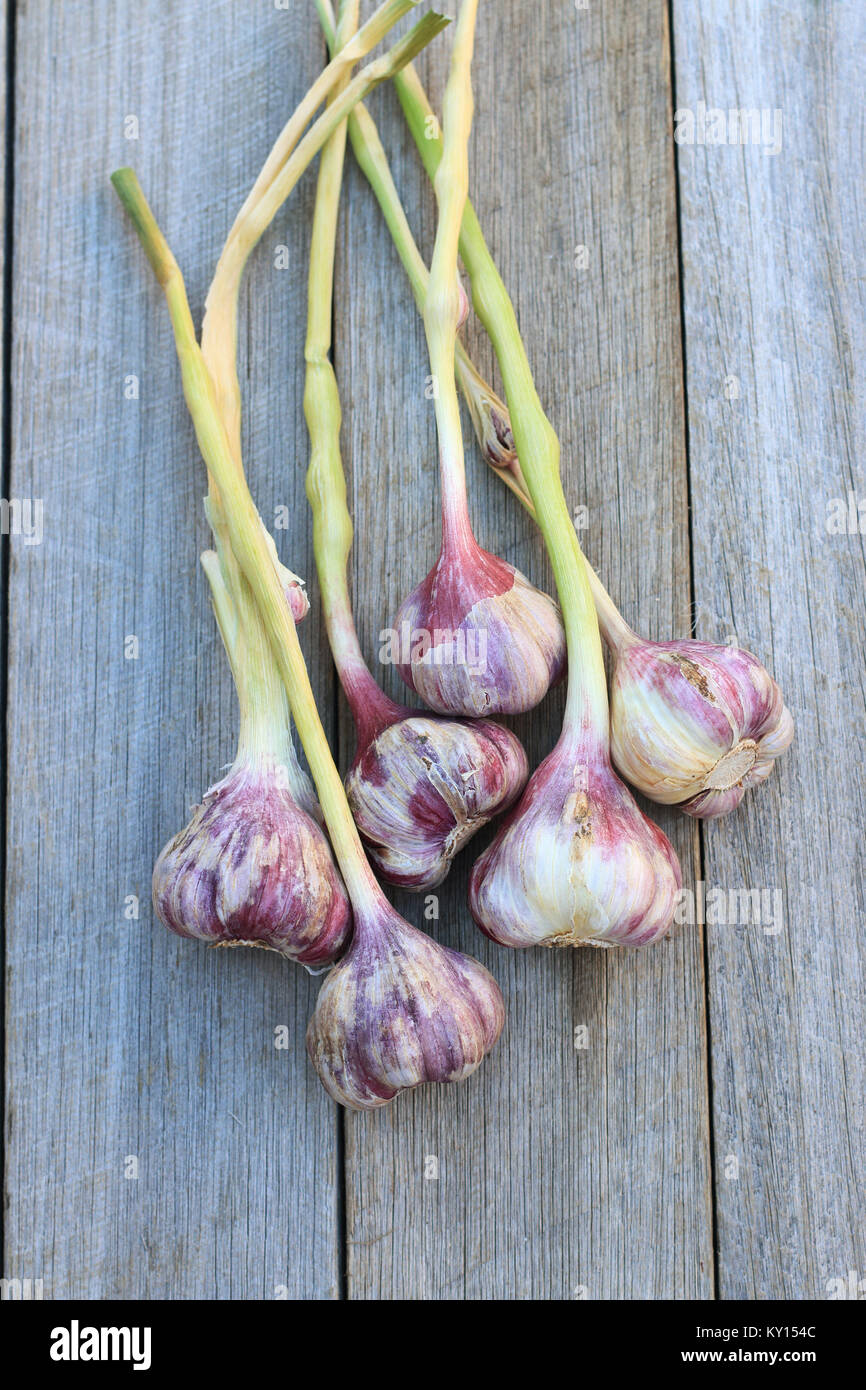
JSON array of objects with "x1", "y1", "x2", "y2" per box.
[
  {"x1": 345, "y1": 710, "x2": 528, "y2": 891},
  {"x1": 608, "y1": 639, "x2": 794, "y2": 819},
  {"x1": 153, "y1": 755, "x2": 351, "y2": 966},
  {"x1": 469, "y1": 735, "x2": 682, "y2": 949},
  {"x1": 392, "y1": 533, "x2": 565, "y2": 717},
  {"x1": 306, "y1": 896, "x2": 504, "y2": 1110}
]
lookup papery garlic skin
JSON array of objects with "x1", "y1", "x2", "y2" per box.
[
  {"x1": 256, "y1": 515, "x2": 309, "y2": 623},
  {"x1": 393, "y1": 545, "x2": 566, "y2": 717},
  {"x1": 609, "y1": 640, "x2": 794, "y2": 819},
  {"x1": 153, "y1": 757, "x2": 351, "y2": 966},
  {"x1": 345, "y1": 715, "x2": 528, "y2": 890},
  {"x1": 469, "y1": 739, "x2": 682, "y2": 949},
  {"x1": 306, "y1": 900, "x2": 504, "y2": 1109},
  {"x1": 282, "y1": 575, "x2": 310, "y2": 624},
  {"x1": 459, "y1": 365, "x2": 517, "y2": 470}
]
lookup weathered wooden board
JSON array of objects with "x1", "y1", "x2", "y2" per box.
[
  {"x1": 338, "y1": 0, "x2": 712, "y2": 1298},
  {"x1": 0, "y1": 0, "x2": 5, "y2": 465},
  {"x1": 672, "y1": 0, "x2": 866, "y2": 1297},
  {"x1": 0, "y1": 0, "x2": 6, "y2": 1277},
  {"x1": 3, "y1": 1, "x2": 340, "y2": 1298},
  {"x1": 4, "y1": 0, "x2": 861, "y2": 1303}
]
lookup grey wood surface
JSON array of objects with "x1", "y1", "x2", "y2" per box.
[
  {"x1": 672, "y1": 0, "x2": 866, "y2": 1299},
  {"x1": 2, "y1": 0, "x2": 861, "y2": 1301}
]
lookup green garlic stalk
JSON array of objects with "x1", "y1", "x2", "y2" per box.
[
  {"x1": 395, "y1": 62, "x2": 608, "y2": 735},
  {"x1": 384, "y1": 2, "x2": 566, "y2": 719},
  {"x1": 111, "y1": 14, "x2": 448, "y2": 909},
  {"x1": 304, "y1": 3, "x2": 528, "y2": 895},
  {"x1": 387, "y1": 61, "x2": 685, "y2": 950},
  {"x1": 202, "y1": 0, "x2": 423, "y2": 469},
  {"x1": 199, "y1": 502, "x2": 303, "y2": 776},
  {"x1": 196, "y1": 3, "x2": 448, "y2": 668},
  {"x1": 302, "y1": 0, "x2": 506, "y2": 1109},
  {"x1": 316, "y1": 0, "x2": 522, "y2": 497},
  {"x1": 197, "y1": 2, "x2": 428, "y2": 632},
  {"x1": 116, "y1": 179, "x2": 351, "y2": 964},
  {"x1": 422, "y1": 0, "x2": 479, "y2": 534}
]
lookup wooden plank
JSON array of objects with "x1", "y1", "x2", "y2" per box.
[
  {"x1": 672, "y1": 0, "x2": 866, "y2": 1297},
  {"x1": 4, "y1": 1, "x2": 339, "y2": 1298},
  {"x1": 338, "y1": 0, "x2": 712, "y2": 1297},
  {"x1": 0, "y1": 0, "x2": 6, "y2": 1280},
  {"x1": 0, "y1": 0, "x2": 5, "y2": 453}
]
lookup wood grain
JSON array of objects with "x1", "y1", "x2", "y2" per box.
[
  {"x1": 0, "y1": 0, "x2": 6, "y2": 1282},
  {"x1": 672, "y1": 0, "x2": 866, "y2": 1298},
  {"x1": 3, "y1": 0, "x2": 339, "y2": 1298},
  {"x1": 3, "y1": 0, "x2": 861, "y2": 1303},
  {"x1": 338, "y1": 0, "x2": 712, "y2": 1298}
]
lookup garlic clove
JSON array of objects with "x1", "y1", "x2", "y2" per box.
[
  {"x1": 745, "y1": 758, "x2": 775, "y2": 787},
  {"x1": 153, "y1": 758, "x2": 351, "y2": 966},
  {"x1": 609, "y1": 639, "x2": 793, "y2": 815},
  {"x1": 393, "y1": 544, "x2": 566, "y2": 717},
  {"x1": 345, "y1": 714, "x2": 529, "y2": 890},
  {"x1": 469, "y1": 740, "x2": 682, "y2": 949},
  {"x1": 306, "y1": 901, "x2": 505, "y2": 1110},
  {"x1": 754, "y1": 702, "x2": 794, "y2": 760},
  {"x1": 680, "y1": 784, "x2": 745, "y2": 819}
]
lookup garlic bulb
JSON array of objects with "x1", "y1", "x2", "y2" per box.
[
  {"x1": 607, "y1": 636, "x2": 794, "y2": 819},
  {"x1": 469, "y1": 734, "x2": 682, "y2": 949},
  {"x1": 307, "y1": 897, "x2": 504, "y2": 1109},
  {"x1": 152, "y1": 546, "x2": 351, "y2": 966},
  {"x1": 393, "y1": 538, "x2": 565, "y2": 716},
  {"x1": 153, "y1": 754, "x2": 351, "y2": 965},
  {"x1": 346, "y1": 713, "x2": 528, "y2": 889}
]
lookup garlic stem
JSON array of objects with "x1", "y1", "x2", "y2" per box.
[
  {"x1": 318, "y1": 1, "x2": 484, "y2": 414},
  {"x1": 394, "y1": 63, "x2": 610, "y2": 742},
  {"x1": 315, "y1": 4, "x2": 537, "y2": 524},
  {"x1": 304, "y1": 3, "x2": 406, "y2": 751},
  {"x1": 201, "y1": 0, "x2": 423, "y2": 469},
  {"x1": 424, "y1": 389, "x2": 637, "y2": 652},
  {"x1": 200, "y1": 527, "x2": 294, "y2": 770},
  {"x1": 111, "y1": 170, "x2": 383, "y2": 914},
  {"x1": 311, "y1": 24, "x2": 635, "y2": 683},
  {"x1": 583, "y1": 564, "x2": 639, "y2": 652},
  {"x1": 439, "y1": 445, "x2": 636, "y2": 652},
  {"x1": 187, "y1": 3, "x2": 445, "y2": 705},
  {"x1": 422, "y1": 0, "x2": 480, "y2": 559}
]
